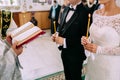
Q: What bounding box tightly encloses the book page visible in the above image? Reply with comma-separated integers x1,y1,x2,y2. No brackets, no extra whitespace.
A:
12,27,42,45
11,22,34,38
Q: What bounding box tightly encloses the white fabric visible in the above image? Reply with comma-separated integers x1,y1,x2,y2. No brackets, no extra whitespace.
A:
0,18,22,79
66,10,74,22
85,12,120,80
19,34,63,80
63,38,67,48
0,39,22,80
6,18,18,35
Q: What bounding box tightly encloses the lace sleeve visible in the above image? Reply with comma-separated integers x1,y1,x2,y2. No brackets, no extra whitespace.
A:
96,46,120,55
90,12,120,55
97,21,120,55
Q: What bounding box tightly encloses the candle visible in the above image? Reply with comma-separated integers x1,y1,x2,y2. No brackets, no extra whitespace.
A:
86,13,91,38
53,21,56,33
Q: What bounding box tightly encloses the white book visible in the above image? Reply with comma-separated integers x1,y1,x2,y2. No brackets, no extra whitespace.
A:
10,22,45,47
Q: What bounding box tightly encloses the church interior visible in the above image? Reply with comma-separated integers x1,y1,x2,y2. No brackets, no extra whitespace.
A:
0,0,120,80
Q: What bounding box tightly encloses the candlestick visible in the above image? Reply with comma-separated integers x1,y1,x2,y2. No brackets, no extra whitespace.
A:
53,21,56,33
86,13,91,38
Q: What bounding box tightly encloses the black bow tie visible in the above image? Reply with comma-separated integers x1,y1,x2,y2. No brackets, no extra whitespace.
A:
69,7,76,11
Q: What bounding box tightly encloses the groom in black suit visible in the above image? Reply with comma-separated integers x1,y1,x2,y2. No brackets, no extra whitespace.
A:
52,0,98,80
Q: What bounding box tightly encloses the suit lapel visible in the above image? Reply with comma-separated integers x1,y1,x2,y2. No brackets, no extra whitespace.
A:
60,3,83,35
61,12,78,35
60,7,69,27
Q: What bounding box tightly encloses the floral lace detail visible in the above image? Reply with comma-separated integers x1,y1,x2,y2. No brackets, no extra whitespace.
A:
92,13,120,34
97,46,120,55
90,12,120,55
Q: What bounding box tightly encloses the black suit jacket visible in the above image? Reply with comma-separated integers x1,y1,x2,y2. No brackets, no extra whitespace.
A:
58,3,93,61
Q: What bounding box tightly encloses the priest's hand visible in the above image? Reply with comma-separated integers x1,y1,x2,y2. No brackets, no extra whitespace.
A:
6,35,12,45
12,41,23,56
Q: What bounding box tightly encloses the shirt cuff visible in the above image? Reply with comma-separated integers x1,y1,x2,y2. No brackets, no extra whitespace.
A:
63,38,67,48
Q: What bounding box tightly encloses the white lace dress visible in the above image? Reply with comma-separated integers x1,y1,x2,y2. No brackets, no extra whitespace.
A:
85,12,120,80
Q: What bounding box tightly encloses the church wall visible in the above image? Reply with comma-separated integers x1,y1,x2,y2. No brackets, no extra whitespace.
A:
0,0,64,29
0,0,64,12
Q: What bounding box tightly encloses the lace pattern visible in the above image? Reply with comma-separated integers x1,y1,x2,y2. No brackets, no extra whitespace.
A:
90,12,120,55
92,13,120,34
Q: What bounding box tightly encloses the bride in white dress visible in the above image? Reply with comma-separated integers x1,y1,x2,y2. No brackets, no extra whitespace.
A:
81,0,120,80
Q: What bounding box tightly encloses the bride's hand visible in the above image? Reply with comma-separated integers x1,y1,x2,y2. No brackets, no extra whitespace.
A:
84,43,97,53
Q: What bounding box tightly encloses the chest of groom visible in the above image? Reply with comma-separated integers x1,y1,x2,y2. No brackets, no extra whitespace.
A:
58,3,89,39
